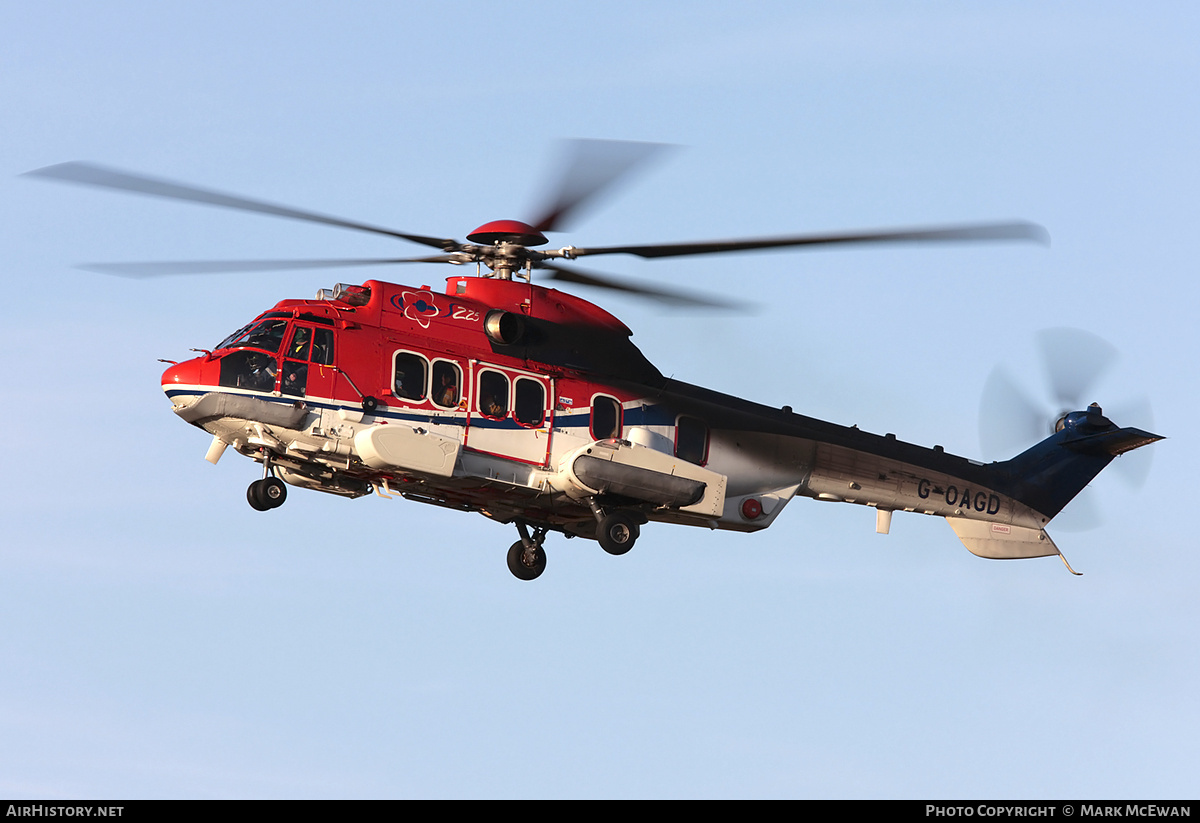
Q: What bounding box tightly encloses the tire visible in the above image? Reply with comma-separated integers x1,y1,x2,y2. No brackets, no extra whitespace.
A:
507,541,547,581
361,396,379,414
260,477,287,508
247,479,269,511
597,512,638,556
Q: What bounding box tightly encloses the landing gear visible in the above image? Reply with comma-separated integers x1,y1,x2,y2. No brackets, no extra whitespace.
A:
247,476,287,510
585,498,640,556
507,520,549,581
507,541,547,581
248,451,287,511
597,512,639,555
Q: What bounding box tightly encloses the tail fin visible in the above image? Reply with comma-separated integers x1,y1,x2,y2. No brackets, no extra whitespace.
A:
991,405,1161,520
949,405,1161,564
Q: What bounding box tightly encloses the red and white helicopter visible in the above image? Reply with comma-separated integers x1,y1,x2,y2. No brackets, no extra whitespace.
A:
28,142,1161,580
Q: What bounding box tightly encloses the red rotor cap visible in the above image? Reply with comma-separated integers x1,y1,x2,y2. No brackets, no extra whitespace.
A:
467,220,548,247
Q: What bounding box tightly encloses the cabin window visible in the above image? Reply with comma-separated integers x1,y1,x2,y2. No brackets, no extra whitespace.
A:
393,352,428,401
591,395,622,440
478,370,509,419
514,378,545,428
431,360,462,409
675,415,709,465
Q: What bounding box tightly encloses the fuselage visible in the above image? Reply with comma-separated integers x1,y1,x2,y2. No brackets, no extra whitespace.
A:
160,276,1056,543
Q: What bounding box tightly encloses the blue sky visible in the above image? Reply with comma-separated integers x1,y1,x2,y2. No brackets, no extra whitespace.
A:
2,1,1196,799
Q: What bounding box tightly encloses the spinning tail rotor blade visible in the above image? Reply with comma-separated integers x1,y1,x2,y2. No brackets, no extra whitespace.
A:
1104,396,1156,489
979,366,1047,459
979,329,1157,531
24,162,457,251
1036,327,1118,411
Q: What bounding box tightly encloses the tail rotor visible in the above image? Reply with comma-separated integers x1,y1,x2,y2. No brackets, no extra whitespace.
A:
979,328,1156,529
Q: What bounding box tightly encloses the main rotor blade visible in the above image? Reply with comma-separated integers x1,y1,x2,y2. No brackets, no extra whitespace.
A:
81,256,457,277
1035,327,1118,411
570,221,1049,259
529,139,673,233
539,262,734,309
25,162,457,251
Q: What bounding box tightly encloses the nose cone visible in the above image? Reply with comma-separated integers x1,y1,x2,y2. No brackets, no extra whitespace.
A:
161,357,206,399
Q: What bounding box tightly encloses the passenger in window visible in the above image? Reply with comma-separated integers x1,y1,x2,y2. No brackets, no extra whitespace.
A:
394,368,422,400
436,370,459,407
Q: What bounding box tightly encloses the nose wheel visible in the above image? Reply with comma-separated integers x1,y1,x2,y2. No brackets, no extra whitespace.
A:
247,453,287,511
507,520,548,581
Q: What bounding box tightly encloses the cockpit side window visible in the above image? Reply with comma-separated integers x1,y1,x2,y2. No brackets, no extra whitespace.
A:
219,350,277,391
311,328,334,366
288,326,312,361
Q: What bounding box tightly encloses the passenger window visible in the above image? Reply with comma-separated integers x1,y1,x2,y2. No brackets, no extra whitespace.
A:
591,395,622,440
478,370,509,418
514,378,545,427
675,415,708,465
432,361,462,408
393,352,428,401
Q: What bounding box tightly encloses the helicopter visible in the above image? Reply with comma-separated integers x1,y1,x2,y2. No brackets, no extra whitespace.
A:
27,142,1162,580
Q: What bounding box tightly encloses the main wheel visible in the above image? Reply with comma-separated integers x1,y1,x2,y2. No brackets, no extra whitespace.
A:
597,512,639,555
259,476,287,508
507,541,547,581
247,477,287,511
247,479,270,511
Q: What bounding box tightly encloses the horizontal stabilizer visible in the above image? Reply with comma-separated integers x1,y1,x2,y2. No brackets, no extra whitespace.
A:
946,516,1059,560
1066,426,1163,457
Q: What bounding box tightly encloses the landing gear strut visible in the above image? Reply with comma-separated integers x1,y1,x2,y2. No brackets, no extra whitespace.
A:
247,452,287,511
507,520,548,581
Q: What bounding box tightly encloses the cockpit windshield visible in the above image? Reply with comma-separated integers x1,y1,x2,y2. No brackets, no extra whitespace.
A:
216,319,288,353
